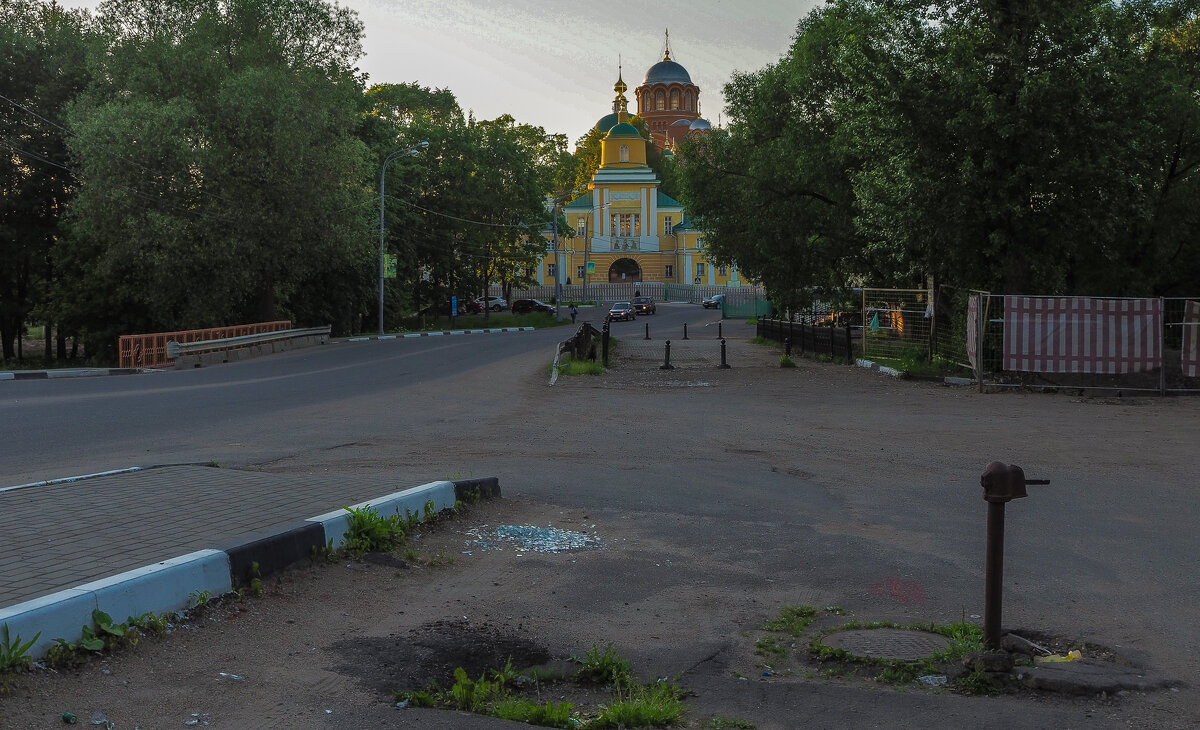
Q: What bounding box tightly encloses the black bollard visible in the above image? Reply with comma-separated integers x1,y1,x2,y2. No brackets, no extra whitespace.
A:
785,337,792,357
718,338,731,369
602,321,610,368
645,322,651,340
718,321,723,339
683,322,689,340
660,340,675,370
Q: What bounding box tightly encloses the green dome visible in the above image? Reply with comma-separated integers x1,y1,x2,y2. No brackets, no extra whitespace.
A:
606,122,640,138
595,112,620,133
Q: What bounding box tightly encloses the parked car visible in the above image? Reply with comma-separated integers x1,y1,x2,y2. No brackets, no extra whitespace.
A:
608,301,636,321
512,298,555,315
632,296,656,315
474,296,508,311
701,293,725,309
419,298,479,316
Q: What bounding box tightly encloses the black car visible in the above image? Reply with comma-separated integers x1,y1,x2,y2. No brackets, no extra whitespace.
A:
701,293,725,309
512,298,555,315
632,296,656,315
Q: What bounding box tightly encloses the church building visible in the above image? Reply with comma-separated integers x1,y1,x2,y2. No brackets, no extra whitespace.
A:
538,33,739,290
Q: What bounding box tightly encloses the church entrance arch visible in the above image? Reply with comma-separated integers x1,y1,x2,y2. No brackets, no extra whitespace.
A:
608,258,641,283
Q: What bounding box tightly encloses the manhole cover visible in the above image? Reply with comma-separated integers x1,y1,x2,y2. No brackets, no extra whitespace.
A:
821,629,950,661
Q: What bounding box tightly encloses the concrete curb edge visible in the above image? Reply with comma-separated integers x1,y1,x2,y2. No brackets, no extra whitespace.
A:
0,477,500,658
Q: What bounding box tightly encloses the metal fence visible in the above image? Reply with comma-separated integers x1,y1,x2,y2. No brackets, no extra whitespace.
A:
968,294,1200,394
492,283,766,306
860,288,933,361
118,321,292,368
756,318,855,362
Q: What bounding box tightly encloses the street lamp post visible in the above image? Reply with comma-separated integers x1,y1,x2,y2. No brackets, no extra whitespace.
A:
378,141,428,336
552,205,563,322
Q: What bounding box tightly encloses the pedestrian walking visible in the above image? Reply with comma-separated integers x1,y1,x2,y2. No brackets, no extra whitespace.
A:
570,305,578,324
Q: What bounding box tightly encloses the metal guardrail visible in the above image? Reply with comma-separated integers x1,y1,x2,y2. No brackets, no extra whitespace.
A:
166,326,331,359
119,321,292,368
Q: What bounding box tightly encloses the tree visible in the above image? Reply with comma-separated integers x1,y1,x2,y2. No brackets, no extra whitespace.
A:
61,0,373,359
0,1,91,362
677,0,1200,302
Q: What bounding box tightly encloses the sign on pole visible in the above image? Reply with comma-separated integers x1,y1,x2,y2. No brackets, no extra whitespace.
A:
384,254,398,279
587,261,595,274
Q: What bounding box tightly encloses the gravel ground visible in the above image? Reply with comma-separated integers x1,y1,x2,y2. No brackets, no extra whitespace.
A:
3,333,1198,729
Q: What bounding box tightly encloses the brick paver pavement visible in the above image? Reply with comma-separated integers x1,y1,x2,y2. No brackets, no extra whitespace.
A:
0,466,417,609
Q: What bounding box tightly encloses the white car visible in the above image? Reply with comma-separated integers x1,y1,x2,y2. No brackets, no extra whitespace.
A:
474,296,508,311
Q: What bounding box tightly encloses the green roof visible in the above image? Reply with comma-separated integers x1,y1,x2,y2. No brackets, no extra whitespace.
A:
595,112,619,133
606,122,640,138
657,191,682,207
563,192,593,209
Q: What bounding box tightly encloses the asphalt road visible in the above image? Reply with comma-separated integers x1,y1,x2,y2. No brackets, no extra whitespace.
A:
0,304,714,487
3,304,1197,729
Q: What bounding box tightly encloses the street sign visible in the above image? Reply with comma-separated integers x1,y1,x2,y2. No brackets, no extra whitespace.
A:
587,262,595,274
451,295,458,317
384,254,398,279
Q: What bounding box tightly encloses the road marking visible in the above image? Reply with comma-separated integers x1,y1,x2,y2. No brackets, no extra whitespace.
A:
0,466,145,495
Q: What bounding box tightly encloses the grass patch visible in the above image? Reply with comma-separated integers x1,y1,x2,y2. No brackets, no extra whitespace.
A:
395,647,686,728
866,346,971,378
779,355,797,368
808,618,988,690
574,643,634,689
589,682,684,728
762,605,817,636
558,358,605,376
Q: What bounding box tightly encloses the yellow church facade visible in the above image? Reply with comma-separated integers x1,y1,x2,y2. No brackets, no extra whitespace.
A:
535,45,742,293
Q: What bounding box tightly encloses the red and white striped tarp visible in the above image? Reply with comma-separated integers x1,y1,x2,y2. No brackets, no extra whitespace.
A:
1183,301,1200,378
1003,296,1161,374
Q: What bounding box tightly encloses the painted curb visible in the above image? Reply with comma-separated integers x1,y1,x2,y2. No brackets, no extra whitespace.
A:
0,477,500,659
0,368,146,382
345,327,533,343
0,550,230,658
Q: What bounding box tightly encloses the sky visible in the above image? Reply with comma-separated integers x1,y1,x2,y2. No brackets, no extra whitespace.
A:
58,0,821,146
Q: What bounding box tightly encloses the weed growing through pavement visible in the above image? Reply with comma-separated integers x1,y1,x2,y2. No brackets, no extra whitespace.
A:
396,647,684,729
343,504,407,553
0,625,38,674
779,355,797,368
762,605,816,636
573,643,634,689
245,561,264,598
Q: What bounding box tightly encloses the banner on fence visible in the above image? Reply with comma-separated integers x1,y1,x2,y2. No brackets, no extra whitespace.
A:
1183,300,1200,378
1002,296,1161,374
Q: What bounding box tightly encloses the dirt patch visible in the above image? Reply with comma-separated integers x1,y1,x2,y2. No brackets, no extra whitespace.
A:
333,618,551,695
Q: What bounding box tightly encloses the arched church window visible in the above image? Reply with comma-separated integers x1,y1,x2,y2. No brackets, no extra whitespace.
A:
684,91,692,110
671,90,680,110
656,90,665,110
619,144,629,162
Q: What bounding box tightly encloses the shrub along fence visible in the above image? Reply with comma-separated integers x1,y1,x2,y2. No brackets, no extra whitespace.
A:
757,318,854,362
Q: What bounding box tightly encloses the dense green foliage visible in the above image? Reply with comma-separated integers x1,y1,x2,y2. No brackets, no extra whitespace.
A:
1,0,566,364
677,0,1200,308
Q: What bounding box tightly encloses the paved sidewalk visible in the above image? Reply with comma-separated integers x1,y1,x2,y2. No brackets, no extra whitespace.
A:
0,465,418,609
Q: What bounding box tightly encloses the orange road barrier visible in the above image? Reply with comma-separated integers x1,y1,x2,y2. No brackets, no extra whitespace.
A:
118,321,292,368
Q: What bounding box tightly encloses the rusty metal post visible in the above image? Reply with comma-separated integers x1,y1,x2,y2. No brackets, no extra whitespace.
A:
683,322,689,340
660,340,675,370
983,499,1006,650
979,462,1049,650
719,338,731,369
645,322,650,340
